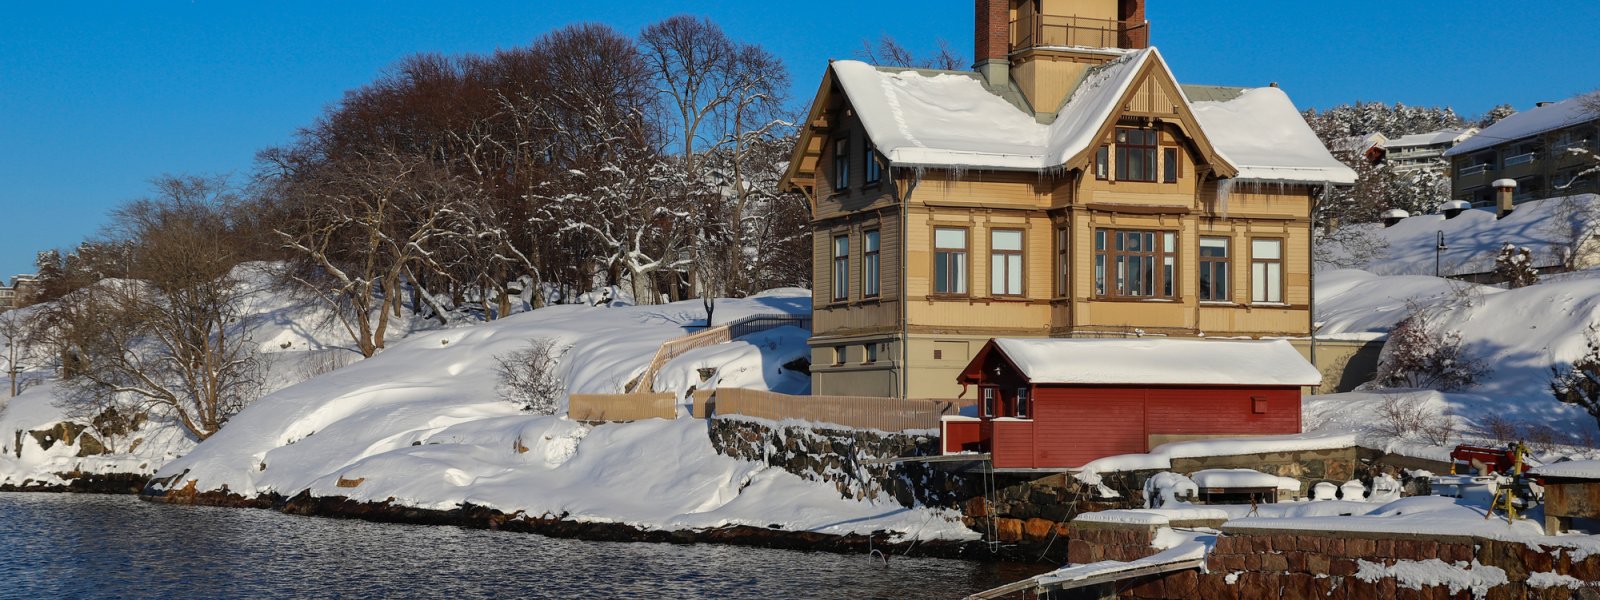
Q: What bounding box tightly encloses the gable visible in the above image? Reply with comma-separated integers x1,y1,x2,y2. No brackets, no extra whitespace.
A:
779,68,840,212
1062,56,1238,179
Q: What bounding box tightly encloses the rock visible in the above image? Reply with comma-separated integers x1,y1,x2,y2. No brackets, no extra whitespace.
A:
995,518,1023,543
1022,518,1055,542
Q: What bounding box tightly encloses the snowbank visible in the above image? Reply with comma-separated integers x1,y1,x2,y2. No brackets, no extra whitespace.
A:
149,291,973,540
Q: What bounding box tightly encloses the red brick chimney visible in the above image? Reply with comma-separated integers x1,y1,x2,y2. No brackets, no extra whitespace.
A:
1119,0,1149,48
974,0,1010,88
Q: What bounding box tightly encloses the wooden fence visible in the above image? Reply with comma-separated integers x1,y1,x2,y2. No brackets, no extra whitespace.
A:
710,388,966,433
626,313,811,393
568,393,678,422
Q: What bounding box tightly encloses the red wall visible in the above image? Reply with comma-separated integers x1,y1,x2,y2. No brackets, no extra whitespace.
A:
1024,386,1302,468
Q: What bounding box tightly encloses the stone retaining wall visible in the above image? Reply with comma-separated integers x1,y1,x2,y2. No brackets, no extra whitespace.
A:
1046,519,1600,599
706,416,963,509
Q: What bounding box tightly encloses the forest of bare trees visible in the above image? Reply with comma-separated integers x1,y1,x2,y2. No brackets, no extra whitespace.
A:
8,17,813,438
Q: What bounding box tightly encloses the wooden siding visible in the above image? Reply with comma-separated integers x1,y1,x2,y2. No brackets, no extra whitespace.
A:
1034,389,1146,467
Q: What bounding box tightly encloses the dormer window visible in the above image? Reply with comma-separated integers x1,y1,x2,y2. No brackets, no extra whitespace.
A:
1115,128,1158,182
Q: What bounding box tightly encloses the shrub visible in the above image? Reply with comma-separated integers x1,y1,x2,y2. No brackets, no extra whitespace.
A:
1374,301,1489,392
1371,393,1457,445
495,338,566,415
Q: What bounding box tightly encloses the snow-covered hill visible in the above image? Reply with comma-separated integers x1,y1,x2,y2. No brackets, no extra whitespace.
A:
1315,268,1600,439
146,290,969,539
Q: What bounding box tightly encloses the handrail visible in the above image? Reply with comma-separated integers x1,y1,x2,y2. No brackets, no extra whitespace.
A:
626,313,811,394
1011,14,1147,51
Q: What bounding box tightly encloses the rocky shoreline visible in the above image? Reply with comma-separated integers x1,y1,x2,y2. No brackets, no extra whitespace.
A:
0,473,149,495
138,482,1028,562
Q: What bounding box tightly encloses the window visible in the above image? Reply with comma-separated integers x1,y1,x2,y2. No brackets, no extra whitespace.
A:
933,227,968,295
832,235,849,301
1056,227,1069,297
862,230,880,298
1095,146,1110,180
833,137,850,190
981,387,996,418
990,230,1024,296
1199,237,1230,302
1094,229,1176,298
1163,147,1180,183
833,346,846,366
1250,239,1284,304
1015,388,1030,419
864,139,881,184
1115,128,1158,182
864,343,878,364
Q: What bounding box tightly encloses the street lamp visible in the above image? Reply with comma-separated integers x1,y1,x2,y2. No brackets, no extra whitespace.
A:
1435,231,1448,278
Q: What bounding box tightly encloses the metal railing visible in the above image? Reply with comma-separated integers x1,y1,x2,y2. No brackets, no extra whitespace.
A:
1504,152,1537,167
1458,163,1493,177
1012,15,1147,51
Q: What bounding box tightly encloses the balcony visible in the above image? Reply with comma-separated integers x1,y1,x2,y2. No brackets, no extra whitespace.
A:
1011,15,1149,52
1504,152,1537,167
1457,163,1493,177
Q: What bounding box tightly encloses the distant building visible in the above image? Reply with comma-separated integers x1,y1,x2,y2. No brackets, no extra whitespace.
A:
0,275,38,312
1383,127,1478,171
1444,96,1599,207
1330,132,1387,166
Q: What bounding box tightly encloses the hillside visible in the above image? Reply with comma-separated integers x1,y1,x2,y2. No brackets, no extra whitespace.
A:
144,289,970,540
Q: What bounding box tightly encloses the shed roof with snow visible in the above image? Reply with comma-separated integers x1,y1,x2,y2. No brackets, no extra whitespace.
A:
814,48,1355,186
959,338,1323,387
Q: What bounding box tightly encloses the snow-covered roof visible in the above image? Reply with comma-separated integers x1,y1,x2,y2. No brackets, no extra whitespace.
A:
1445,95,1599,157
1188,87,1358,185
1385,128,1478,149
986,338,1323,387
1321,194,1600,275
1532,460,1600,480
827,47,1356,185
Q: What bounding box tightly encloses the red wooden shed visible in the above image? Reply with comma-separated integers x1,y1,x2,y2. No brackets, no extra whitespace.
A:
940,338,1322,470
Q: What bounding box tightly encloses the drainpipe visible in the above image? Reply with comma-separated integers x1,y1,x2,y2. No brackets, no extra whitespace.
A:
900,169,920,400
1307,201,1317,396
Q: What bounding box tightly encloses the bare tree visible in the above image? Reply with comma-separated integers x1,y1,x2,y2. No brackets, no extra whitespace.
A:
856,35,965,70
1,309,42,398
45,176,262,440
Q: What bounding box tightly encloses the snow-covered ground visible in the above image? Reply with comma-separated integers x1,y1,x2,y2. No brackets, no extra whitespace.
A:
146,290,972,541
1318,195,1600,277
1315,268,1600,438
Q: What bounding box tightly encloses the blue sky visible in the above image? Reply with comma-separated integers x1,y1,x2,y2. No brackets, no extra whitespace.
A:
3,0,1598,279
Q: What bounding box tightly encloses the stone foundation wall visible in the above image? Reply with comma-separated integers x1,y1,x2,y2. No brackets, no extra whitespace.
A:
1047,521,1600,599
705,417,963,509
1136,528,1600,600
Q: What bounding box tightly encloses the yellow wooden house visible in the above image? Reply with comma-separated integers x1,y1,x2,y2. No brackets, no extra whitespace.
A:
782,0,1357,398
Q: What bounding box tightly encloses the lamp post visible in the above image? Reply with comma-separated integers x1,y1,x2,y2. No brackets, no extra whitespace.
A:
1435,231,1448,278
